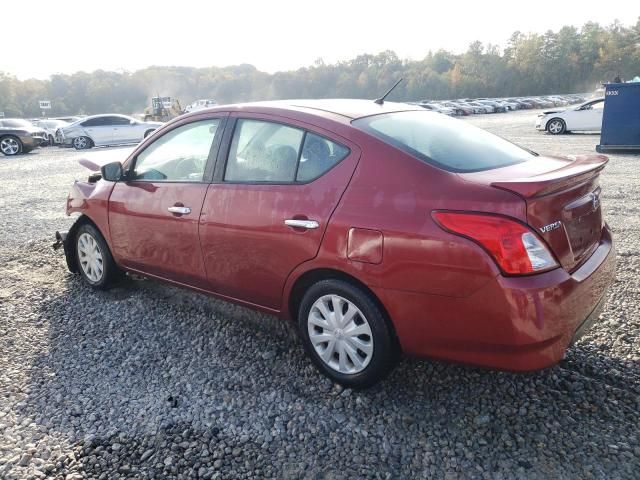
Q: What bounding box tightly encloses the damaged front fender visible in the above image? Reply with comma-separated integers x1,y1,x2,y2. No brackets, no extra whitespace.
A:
52,228,78,273
55,158,119,273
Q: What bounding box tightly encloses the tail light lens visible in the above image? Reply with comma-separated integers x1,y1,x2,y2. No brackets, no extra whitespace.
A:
432,211,559,275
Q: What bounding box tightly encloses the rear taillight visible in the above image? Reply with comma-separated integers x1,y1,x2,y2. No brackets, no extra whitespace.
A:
432,211,558,275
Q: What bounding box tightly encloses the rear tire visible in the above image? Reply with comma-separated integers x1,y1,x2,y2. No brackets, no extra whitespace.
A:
75,223,121,289
547,118,566,135
0,135,23,156
73,136,92,150
144,129,155,139
298,279,396,388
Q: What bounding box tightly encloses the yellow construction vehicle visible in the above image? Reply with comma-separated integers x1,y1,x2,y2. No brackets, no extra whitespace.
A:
143,96,184,122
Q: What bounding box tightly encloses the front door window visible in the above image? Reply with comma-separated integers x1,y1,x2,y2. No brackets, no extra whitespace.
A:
132,119,220,182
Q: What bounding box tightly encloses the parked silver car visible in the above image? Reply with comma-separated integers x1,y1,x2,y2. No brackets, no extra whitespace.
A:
57,114,163,150
33,119,69,145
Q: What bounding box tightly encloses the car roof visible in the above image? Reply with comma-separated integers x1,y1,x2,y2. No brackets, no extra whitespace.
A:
205,99,423,122
80,113,129,120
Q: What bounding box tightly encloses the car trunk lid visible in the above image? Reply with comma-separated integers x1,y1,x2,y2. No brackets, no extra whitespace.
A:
459,154,608,271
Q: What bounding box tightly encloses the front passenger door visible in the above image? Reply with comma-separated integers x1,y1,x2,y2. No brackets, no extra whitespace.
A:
109,116,225,287
82,117,111,145
111,116,136,144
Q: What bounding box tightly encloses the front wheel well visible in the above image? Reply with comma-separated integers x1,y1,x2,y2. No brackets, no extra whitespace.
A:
545,117,566,130
64,214,102,272
288,268,401,352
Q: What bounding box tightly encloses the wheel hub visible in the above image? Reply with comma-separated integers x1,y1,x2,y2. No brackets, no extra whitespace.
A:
77,233,104,282
307,294,374,374
1,138,19,155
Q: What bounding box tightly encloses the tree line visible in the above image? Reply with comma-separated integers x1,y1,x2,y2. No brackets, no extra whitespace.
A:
1,19,638,118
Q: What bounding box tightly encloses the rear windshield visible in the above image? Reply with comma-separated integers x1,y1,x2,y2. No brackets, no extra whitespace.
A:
353,111,534,172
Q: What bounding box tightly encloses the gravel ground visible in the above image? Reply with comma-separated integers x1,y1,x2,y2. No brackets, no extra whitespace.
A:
1,109,638,479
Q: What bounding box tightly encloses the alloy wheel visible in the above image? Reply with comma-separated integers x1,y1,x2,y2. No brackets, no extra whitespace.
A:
0,137,21,155
77,232,104,282
307,294,374,374
548,120,564,134
73,137,88,149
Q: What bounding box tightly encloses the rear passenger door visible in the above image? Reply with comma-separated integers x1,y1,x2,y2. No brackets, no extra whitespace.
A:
198,114,360,310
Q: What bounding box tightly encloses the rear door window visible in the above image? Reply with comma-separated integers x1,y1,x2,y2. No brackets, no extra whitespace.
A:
296,133,349,182
224,120,350,183
225,119,304,182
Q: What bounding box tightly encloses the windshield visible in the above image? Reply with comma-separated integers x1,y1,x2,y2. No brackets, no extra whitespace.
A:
577,99,603,110
1,119,32,128
353,110,534,173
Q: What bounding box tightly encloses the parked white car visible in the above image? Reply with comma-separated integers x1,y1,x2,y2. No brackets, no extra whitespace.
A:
32,119,69,145
184,99,218,113
536,98,604,134
57,114,163,150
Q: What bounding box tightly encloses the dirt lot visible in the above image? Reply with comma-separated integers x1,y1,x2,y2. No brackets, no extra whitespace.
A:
0,109,638,479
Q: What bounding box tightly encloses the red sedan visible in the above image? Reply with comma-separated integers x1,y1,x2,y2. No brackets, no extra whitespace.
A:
54,100,616,388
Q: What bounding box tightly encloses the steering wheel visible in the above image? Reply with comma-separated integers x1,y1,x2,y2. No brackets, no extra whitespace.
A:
175,157,202,180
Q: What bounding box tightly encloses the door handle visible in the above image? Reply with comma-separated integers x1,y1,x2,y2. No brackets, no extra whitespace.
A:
284,219,319,230
168,206,191,215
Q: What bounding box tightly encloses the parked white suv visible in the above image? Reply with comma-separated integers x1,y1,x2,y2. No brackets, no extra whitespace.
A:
57,114,163,149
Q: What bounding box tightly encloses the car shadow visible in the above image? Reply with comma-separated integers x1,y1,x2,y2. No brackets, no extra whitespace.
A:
11,256,640,478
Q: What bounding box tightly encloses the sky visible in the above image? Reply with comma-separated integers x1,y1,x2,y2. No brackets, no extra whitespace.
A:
5,0,639,79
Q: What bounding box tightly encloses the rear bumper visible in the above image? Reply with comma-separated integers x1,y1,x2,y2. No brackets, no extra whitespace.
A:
375,226,616,371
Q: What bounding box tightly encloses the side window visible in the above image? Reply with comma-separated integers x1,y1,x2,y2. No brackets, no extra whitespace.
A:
132,119,219,182
82,117,105,127
110,116,132,126
296,133,350,182
225,119,304,182
592,101,604,110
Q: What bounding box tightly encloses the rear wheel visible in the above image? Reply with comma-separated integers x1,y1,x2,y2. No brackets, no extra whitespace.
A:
144,129,155,138
73,136,92,150
298,279,396,388
75,223,121,289
0,136,23,156
547,118,566,135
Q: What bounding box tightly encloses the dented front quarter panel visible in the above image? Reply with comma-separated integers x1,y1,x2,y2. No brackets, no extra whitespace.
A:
67,179,116,247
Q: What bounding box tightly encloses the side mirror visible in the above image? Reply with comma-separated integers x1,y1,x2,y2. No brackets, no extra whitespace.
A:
130,120,137,125
100,161,123,182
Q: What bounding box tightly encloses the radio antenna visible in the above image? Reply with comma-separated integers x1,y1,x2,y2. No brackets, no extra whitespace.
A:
374,78,403,105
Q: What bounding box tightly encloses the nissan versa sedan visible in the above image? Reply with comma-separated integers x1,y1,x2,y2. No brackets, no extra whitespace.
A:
57,114,163,149
54,99,616,387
